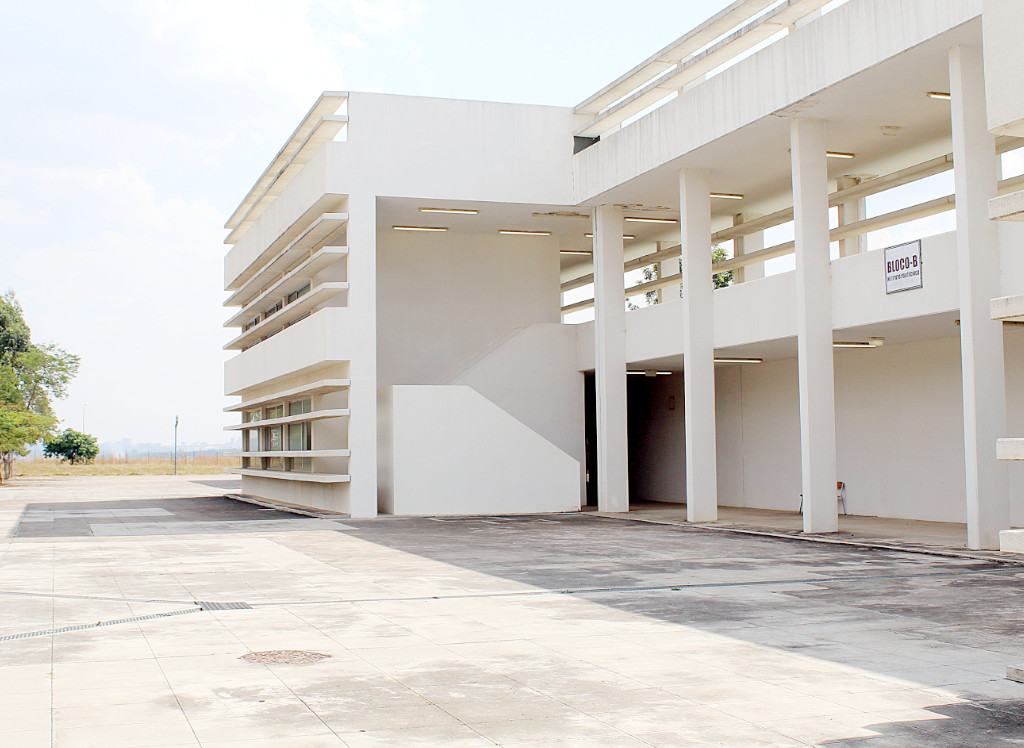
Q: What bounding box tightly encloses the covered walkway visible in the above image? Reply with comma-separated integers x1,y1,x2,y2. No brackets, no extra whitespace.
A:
596,502,1024,562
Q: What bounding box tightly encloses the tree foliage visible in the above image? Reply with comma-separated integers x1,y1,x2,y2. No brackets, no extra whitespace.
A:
0,291,81,482
44,429,99,465
712,245,735,289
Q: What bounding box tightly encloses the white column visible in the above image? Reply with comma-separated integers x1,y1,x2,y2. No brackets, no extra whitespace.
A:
680,169,718,522
950,44,1009,549
346,192,379,518
593,205,630,512
733,213,764,283
836,177,866,257
791,118,838,534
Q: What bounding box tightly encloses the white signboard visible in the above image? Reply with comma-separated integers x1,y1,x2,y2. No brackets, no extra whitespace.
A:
884,240,923,294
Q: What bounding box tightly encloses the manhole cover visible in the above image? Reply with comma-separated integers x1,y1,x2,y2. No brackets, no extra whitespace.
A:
239,650,331,664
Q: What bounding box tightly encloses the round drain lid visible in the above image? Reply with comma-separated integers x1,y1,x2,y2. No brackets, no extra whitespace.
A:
240,650,331,664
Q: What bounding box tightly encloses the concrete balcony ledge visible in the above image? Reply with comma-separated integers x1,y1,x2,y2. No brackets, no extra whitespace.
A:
224,409,350,430
234,449,350,458
999,528,1024,554
996,438,1024,461
991,295,1024,322
226,468,350,483
989,189,1024,221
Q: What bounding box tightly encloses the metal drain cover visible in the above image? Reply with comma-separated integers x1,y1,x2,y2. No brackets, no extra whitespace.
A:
240,650,331,664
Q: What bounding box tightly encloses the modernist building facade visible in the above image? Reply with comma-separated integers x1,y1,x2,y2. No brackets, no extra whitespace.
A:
223,0,1024,550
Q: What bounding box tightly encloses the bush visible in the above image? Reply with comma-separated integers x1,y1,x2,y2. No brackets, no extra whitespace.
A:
43,429,99,465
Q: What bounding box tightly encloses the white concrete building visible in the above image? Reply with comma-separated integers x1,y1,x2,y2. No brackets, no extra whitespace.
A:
223,0,1024,550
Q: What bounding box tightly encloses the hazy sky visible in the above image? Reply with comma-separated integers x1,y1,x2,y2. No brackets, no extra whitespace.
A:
1,0,745,447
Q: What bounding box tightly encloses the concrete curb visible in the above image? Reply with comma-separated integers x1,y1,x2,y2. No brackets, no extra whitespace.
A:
595,512,1024,566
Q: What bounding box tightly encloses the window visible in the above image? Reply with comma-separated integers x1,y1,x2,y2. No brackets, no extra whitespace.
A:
288,422,311,451
291,456,313,472
244,409,261,423
243,315,260,332
265,404,284,420
263,300,283,320
287,283,311,304
288,398,312,416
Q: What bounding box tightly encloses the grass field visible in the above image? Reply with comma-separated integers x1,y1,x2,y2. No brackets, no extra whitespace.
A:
12,455,241,477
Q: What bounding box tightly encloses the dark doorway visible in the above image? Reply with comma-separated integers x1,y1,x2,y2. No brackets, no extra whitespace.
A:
584,373,597,506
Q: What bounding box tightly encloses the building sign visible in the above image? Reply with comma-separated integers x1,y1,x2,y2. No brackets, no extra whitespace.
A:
884,240,923,294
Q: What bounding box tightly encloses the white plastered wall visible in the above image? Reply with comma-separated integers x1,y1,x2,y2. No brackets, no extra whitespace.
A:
983,0,1024,137
378,385,580,516
714,332,1024,524
376,230,561,387
449,323,586,501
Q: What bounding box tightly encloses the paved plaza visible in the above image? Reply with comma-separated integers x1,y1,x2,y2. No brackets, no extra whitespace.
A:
1,476,1023,746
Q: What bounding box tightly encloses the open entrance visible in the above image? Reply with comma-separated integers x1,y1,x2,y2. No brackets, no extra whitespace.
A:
627,371,687,506
584,373,597,507
583,370,687,509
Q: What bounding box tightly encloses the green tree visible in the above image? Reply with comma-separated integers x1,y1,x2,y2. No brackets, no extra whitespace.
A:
0,291,80,482
712,245,735,289
0,290,30,365
44,429,99,465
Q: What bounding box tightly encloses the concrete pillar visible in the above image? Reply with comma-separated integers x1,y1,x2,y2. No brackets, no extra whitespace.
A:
836,177,866,257
593,205,630,512
733,213,765,283
950,44,1009,549
791,118,839,534
346,192,379,518
680,169,718,522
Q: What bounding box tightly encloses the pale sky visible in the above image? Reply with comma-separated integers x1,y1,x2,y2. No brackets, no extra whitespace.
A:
1,0,744,447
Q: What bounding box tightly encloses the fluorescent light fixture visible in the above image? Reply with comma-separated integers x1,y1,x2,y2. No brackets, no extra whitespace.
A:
585,233,636,239
826,151,856,159
833,337,885,348
926,91,952,100
532,211,589,219
627,370,672,376
393,225,448,232
499,229,551,236
625,216,678,224
714,357,763,364
710,193,744,200
560,249,593,255
420,207,478,214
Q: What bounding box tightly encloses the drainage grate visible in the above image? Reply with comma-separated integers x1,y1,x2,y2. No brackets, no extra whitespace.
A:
196,601,252,611
240,650,330,664
0,608,203,641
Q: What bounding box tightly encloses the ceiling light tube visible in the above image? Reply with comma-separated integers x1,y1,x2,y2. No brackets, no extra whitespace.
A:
420,207,478,214
926,91,952,100
499,230,551,236
833,339,885,348
710,193,745,200
627,370,672,375
714,357,764,364
585,233,636,239
560,249,593,255
826,151,856,159
625,217,679,224
393,225,448,232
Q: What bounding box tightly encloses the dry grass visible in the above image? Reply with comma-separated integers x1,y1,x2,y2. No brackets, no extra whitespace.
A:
13,455,241,477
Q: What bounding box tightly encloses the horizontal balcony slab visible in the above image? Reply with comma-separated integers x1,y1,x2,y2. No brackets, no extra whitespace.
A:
226,379,351,412
225,281,349,350
227,468,350,483
225,308,353,396
996,438,1024,461
234,449,350,458
225,409,350,430
225,246,348,318
991,295,1024,322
